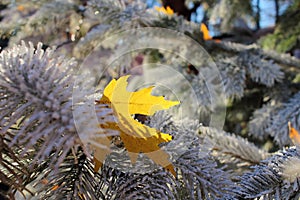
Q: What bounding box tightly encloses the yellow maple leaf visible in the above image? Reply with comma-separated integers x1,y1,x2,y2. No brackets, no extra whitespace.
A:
93,75,179,176
154,6,174,16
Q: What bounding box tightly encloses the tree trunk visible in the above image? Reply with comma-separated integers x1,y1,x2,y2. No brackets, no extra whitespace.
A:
275,0,279,23
256,0,261,30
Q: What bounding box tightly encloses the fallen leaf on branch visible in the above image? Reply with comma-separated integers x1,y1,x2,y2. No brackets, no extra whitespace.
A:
94,75,180,176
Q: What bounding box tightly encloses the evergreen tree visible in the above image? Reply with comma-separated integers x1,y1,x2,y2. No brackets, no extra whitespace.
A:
1,0,300,199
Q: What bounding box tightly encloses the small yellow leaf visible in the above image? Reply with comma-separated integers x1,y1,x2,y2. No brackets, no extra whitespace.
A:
154,6,174,16
94,75,179,176
288,122,300,145
200,23,221,42
201,23,212,40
